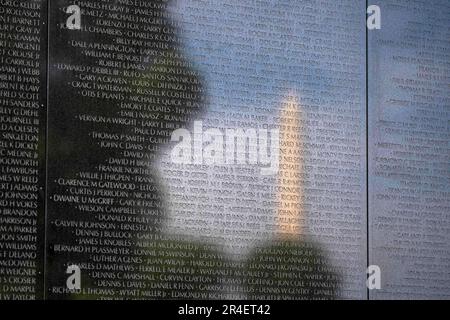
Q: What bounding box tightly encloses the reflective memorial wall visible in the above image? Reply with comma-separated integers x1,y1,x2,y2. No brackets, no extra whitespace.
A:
0,0,47,299
0,0,448,300
368,0,450,299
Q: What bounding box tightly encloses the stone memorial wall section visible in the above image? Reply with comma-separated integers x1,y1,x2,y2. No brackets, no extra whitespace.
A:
162,0,368,299
0,0,47,300
0,0,448,300
368,0,450,300
45,0,367,299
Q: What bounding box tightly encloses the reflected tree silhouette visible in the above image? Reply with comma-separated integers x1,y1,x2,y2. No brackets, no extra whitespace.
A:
47,0,227,299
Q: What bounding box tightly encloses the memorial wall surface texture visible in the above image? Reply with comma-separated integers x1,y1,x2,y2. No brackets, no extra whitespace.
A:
369,0,450,299
0,0,46,300
0,0,449,300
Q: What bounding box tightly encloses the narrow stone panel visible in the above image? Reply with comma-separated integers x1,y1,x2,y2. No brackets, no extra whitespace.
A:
0,0,47,300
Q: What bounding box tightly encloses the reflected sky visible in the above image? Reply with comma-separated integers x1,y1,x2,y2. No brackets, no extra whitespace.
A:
157,0,368,299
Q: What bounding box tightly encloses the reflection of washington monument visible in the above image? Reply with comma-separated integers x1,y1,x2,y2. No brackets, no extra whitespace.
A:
277,93,305,239
241,93,340,299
